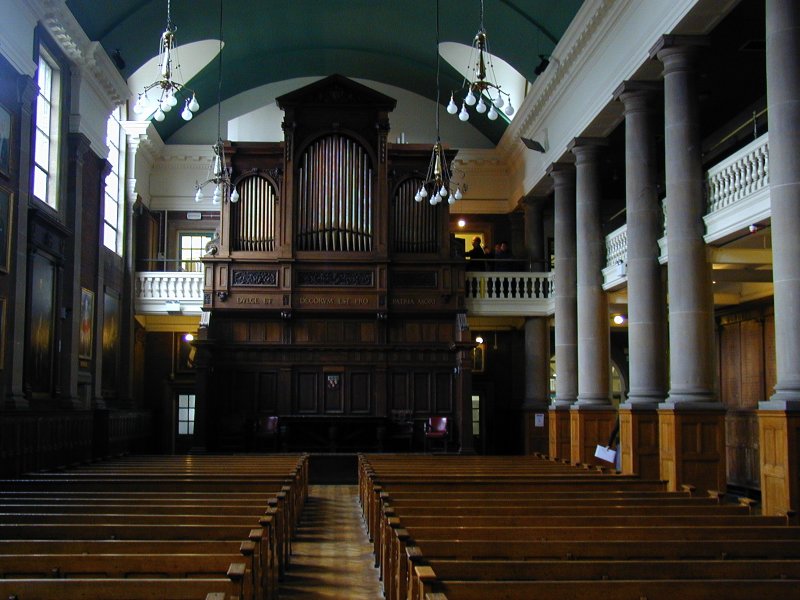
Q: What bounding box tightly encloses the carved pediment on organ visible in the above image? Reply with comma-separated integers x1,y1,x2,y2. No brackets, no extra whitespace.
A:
276,74,397,111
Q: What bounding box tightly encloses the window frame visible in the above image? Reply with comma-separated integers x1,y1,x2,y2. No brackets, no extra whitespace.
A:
103,105,126,254
178,231,214,272
32,44,62,210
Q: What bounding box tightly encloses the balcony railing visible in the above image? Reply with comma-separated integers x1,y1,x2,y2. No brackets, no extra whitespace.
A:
465,271,554,316
603,132,771,285
135,271,204,314
706,133,769,214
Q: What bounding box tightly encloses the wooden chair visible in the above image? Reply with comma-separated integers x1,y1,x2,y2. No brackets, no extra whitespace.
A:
424,417,449,453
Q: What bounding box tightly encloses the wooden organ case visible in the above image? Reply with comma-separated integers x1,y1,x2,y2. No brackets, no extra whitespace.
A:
195,76,474,453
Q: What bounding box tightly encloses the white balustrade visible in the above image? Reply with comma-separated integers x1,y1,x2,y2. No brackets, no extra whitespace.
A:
605,225,628,269
706,133,769,214
464,271,554,316
135,271,204,313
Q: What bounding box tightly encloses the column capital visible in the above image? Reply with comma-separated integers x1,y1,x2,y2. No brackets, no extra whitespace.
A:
612,80,662,106
546,162,575,188
568,137,608,163
649,35,709,72
519,195,548,209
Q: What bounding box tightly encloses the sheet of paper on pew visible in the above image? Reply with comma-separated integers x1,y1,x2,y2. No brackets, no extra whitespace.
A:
595,445,617,463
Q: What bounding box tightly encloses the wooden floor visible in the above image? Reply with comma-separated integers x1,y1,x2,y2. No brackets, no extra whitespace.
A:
280,485,383,599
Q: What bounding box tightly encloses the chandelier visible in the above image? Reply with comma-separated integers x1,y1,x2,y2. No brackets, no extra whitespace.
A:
132,0,199,122
446,0,514,122
194,0,238,205
416,0,464,206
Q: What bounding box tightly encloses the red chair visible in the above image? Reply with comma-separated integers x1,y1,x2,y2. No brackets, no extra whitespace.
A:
424,416,449,453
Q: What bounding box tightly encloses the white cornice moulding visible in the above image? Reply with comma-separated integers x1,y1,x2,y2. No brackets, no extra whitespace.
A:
35,0,128,106
500,0,706,202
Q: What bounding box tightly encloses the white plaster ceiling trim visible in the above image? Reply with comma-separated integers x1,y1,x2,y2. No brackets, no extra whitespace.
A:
34,0,128,106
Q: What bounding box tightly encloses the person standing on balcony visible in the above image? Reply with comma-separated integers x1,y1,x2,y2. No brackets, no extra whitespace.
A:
495,241,512,270
465,236,485,270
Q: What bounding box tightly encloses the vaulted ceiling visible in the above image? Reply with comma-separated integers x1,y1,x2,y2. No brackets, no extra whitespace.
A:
66,0,584,143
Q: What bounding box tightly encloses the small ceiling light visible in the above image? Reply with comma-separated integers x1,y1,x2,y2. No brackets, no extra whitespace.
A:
475,336,484,344
457,219,466,228
612,315,625,325
183,333,195,342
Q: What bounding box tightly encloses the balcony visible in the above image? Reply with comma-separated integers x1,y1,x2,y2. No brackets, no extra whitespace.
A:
603,132,770,288
465,270,554,317
135,271,204,315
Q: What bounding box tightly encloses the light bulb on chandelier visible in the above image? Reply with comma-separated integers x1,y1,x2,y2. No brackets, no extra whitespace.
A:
135,0,199,123
449,0,513,123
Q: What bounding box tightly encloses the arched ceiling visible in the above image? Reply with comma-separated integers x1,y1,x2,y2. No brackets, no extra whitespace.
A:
66,0,583,144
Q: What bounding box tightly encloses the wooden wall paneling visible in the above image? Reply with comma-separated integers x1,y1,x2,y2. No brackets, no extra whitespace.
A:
323,369,344,414
391,371,409,412
413,371,431,414
296,370,319,413
740,318,764,408
434,370,453,414
326,320,344,343
349,370,372,414
257,371,278,413
719,321,741,408
764,312,776,399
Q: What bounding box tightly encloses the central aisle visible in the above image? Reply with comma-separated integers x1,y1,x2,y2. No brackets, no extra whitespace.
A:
279,484,383,599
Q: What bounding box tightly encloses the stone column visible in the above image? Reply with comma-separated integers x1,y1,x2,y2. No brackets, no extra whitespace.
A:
523,317,550,454
568,138,616,465
521,196,551,453
651,35,725,493
614,81,665,478
521,197,547,271
547,163,577,460
758,0,800,515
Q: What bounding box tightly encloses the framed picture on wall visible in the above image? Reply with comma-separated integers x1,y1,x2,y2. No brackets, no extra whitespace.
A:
79,288,94,359
0,104,11,179
0,187,11,273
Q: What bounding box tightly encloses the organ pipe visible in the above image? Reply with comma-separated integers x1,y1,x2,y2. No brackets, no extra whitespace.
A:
296,134,373,252
230,175,277,252
392,177,439,253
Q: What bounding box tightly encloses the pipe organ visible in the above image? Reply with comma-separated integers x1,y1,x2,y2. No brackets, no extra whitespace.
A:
196,75,472,454
230,174,278,252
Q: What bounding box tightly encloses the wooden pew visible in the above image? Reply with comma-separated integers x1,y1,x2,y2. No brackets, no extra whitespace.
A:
0,576,242,600
0,454,309,600
419,579,800,600
0,554,252,599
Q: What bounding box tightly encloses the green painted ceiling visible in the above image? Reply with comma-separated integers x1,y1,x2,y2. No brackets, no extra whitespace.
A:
66,0,584,143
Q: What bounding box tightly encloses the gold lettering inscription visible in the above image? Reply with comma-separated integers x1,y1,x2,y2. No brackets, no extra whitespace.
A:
391,297,436,306
299,296,370,305
236,296,273,304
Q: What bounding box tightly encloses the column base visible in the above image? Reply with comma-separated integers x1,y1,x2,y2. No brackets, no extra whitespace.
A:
757,408,800,516
522,403,549,455
618,403,660,478
658,406,726,493
569,406,616,466
548,405,572,460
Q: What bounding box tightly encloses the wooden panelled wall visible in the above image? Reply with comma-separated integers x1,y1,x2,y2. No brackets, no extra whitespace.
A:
718,304,776,490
